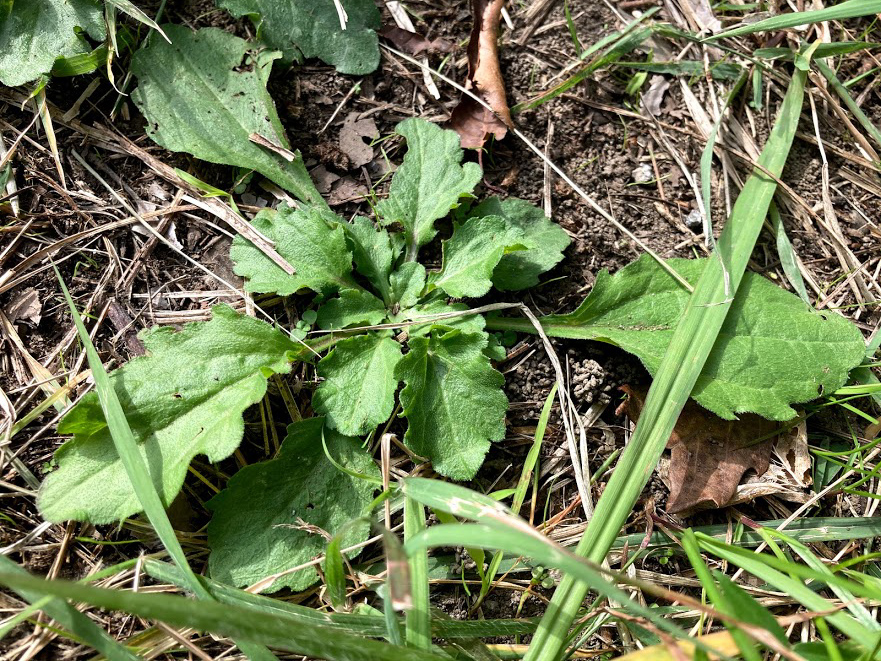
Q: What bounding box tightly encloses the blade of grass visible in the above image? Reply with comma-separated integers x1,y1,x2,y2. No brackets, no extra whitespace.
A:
0,571,446,661
770,201,811,304
815,59,881,159
523,56,811,661
53,267,277,661
405,498,431,650
710,0,881,40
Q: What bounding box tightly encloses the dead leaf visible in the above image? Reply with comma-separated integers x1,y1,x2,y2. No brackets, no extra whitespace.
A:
378,25,454,57
641,75,670,116
622,385,786,514
448,0,513,150
338,112,378,169
5,287,41,326
327,177,368,206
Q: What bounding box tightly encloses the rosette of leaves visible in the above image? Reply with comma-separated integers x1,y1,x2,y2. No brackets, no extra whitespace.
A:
231,118,571,479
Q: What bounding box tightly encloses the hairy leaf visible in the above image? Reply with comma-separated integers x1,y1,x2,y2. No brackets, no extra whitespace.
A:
231,205,356,296
427,215,523,298
0,0,105,87
395,331,507,479
39,306,300,524
317,289,387,330
403,301,487,338
131,25,322,205
217,0,380,74
470,197,571,291
389,263,426,309
376,119,482,259
207,418,379,592
343,217,400,304
314,334,402,435
489,256,866,421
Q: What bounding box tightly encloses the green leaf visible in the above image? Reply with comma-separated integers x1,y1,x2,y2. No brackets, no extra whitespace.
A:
0,0,105,87
317,290,388,330
130,25,322,206
376,119,482,260
313,335,402,436
231,205,356,296
217,0,380,74
470,197,571,291
207,418,379,592
38,305,300,524
711,0,881,40
389,263,426,309
403,301,487,338
488,255,865,421
395,331,507,479
427,216,524,298
343,217,401,304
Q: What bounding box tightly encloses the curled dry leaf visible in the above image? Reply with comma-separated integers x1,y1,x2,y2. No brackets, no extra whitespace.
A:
378,25,454,57
449,0,513,150
622,385,793,514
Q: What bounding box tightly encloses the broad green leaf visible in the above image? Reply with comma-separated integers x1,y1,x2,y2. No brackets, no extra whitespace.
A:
389,263,426,309
376,119,482,260
0,0,105,87
217,0,380,74
131,25,322,206
470,197,571,291
403,301,487,338
427,216,524,299
343,216,400,303
317,289,387,330
395,331,507,479
38,306,300,524
207,418,380,592
231,205,356,296
313,334,402,436
487,255,865,421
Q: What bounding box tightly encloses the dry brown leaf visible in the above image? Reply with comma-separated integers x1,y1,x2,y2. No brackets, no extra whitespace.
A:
622,385,789,514
338,112,378,169
378,25,454,57
449,0,513,150
5,287,41,326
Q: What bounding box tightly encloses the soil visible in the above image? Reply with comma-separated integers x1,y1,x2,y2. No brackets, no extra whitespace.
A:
1,0,880,658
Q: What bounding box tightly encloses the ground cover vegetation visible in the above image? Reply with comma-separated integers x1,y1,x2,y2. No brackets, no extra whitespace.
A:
1,0,881,660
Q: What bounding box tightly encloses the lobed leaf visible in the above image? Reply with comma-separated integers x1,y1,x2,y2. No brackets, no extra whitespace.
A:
39,306,300,524
469,197,571,291
376,119,482,259
343,216,401,304
231,205,356,296
314,334,403,436
427,215,524,299
217,0,381,74
131,25,322,205
489,255,866,421
395,331,507,479
389,262,427,309
0,0,105,87
207,417,380,592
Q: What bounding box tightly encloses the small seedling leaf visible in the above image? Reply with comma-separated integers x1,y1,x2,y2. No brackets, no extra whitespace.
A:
207,417,379,592
427,215,524,299
314,334,403,436
376,119,482,259
131,26,322,206
389,263,427,309
217,0,381,74
470,197,571,291
39,306,300,524
395,331,506,479
343,217,401,304
317,290,387,330
231,205,355,296
0,0,105,87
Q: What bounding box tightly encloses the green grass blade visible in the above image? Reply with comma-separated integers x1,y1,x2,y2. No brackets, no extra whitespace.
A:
770,202,811,304
0,571,446,661
54,269,276,661
711,0,881,40
0,556,139,661
405,498,431,650
523,63,809,661
815,59,881,157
